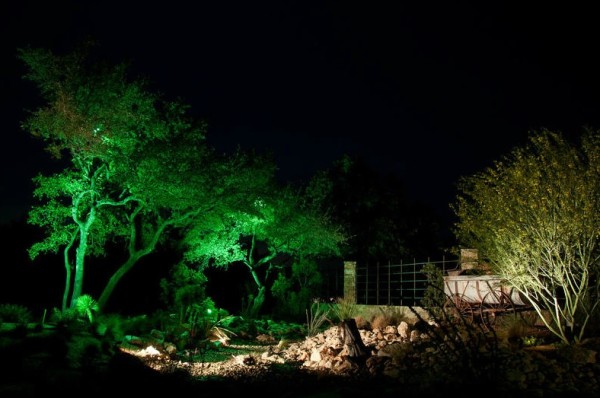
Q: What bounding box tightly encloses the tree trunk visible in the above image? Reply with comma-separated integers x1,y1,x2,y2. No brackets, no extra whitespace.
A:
341,318,370,359
244,263,267,318
71,227,89,308
97,254,141,311
246,286,266,319
62,244,73,312
97,216,166,311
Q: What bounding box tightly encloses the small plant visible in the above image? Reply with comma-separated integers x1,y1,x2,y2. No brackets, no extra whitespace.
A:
95,313,126,341
74,295,99,324
354,315,371,330
174,298,236,349
372,305,408,328
522,335,543,347
370,313,389,329
48,295,99,329
190,317,231,346
50,307,77,324
305,300,330,337
328,296,358,322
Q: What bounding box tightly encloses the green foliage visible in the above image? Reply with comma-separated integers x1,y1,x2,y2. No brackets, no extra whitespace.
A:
271,258,324,320
19,46,279,313
186,302,234,345
20,45,344,320
74,294,99,324
19,45,206,309
163,297,235,350
453,129,600,344
121,314,158,336
421,263,446,318
183,182,347,318
0,304,32,324
521,335,544,347
160,262,208,323
49,307,77,324
47,295,99,329
305,300,331,337
94,313,125,341
239,294,259,320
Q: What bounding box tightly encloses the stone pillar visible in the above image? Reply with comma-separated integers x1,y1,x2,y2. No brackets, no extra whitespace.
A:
460,249,479,271
344,261,357,304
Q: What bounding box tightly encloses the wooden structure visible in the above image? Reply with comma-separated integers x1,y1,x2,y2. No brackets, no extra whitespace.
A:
443,274,530,330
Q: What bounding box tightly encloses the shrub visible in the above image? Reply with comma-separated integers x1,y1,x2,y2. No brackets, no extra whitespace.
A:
328,296,358,323
421,263,446,318
370,313,389,330
74,295,99,324
371,305,408,328
95,313,126,341
305,300,330,337
0,304,32,324
354,315,371,330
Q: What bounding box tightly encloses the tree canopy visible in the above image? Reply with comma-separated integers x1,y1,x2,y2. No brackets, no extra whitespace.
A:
181,183,347,317
18,44,349,318
19,45,276,311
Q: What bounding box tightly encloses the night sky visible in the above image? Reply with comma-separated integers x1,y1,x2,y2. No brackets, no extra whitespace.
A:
2,1,600,228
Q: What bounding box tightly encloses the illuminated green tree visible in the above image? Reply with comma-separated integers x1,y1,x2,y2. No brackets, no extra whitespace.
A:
182,184,347,318
20,46,274,311
453,129,600,344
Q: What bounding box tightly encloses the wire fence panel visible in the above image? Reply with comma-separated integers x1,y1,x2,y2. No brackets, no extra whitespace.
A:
355,257,459,306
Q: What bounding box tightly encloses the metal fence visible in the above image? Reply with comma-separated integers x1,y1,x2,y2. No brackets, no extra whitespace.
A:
356,257,460,306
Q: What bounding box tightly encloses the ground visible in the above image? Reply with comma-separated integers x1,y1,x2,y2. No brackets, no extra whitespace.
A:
1,321,599,398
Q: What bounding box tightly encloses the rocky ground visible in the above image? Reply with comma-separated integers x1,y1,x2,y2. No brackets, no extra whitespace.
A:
114,321,600,397
2,320,600,398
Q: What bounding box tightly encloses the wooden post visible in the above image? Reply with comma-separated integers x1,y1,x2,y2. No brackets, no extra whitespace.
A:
340,318,370,360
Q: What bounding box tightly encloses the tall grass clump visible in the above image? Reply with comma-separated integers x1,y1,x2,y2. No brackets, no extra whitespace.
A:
306,300,330,337
329,296,358,323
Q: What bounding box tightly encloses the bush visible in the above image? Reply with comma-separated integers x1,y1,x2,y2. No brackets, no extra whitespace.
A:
354,315,371,330
421,263,446,318
305,301,330,337
371,305,408,329
328,296,358,323
0,303,32,324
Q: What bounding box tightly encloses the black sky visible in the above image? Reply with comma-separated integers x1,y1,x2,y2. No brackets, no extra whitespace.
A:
2,1,600,227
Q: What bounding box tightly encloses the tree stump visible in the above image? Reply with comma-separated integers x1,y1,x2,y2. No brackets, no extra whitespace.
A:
340,318,370,360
